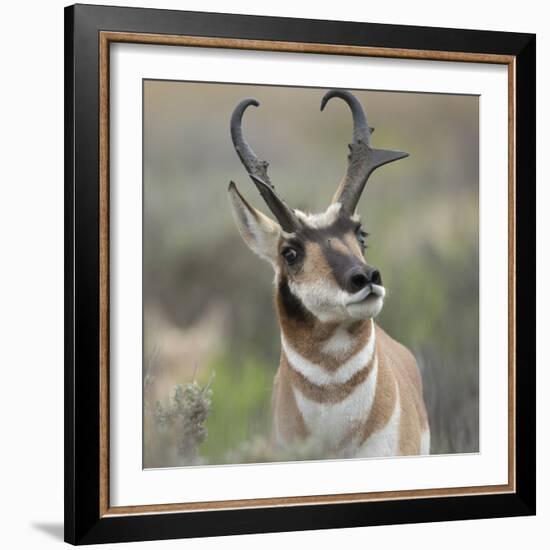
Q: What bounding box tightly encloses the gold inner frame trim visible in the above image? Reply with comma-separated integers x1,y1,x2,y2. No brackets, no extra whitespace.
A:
98,31,517,517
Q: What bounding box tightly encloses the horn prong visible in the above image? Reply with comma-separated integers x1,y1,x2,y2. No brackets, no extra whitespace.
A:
321,89,409,214
230,98,300,232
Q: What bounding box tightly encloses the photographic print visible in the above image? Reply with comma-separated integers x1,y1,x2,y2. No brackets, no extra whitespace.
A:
142,82,479,469
66,7,535,543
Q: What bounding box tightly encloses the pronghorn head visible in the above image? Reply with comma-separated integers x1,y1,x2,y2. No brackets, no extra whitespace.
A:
228,90,408,323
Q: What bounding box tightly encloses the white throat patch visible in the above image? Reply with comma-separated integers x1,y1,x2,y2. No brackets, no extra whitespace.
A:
282,322,376,386
321,326,355,356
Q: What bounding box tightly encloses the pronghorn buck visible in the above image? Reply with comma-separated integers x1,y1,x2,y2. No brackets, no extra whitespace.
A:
228,90,430,458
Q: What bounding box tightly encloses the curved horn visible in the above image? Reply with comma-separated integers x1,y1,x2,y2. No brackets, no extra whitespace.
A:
230,98,300,233
321,90,409,214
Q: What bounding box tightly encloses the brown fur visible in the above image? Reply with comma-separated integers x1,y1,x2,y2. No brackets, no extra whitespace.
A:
271,356,308,445
272,231,429,456
277,303,372,371
229,182,428,456
273,321,429,456
296,241,339,285
283,348,376,403
364,327,428,454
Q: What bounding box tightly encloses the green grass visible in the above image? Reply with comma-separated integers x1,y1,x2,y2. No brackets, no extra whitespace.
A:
199,354,274,463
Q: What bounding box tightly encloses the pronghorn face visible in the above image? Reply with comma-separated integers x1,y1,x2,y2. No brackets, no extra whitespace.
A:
228,90,407,323
278,205,385,322
228,192,386,322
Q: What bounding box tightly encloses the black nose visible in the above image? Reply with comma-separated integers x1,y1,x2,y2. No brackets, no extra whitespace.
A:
345,266,382,293
367,267,382,285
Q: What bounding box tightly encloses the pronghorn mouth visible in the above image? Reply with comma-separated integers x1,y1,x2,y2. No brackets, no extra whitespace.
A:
346,284,386,305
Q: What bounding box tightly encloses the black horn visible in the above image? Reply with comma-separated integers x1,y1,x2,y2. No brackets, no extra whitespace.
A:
321,90,409,214
230,98,300,233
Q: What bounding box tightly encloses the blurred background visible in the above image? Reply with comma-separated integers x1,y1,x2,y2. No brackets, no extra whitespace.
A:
142,81,479,468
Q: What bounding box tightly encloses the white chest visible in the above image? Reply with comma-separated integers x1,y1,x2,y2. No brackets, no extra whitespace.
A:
292,359,378,454
358,389,401,458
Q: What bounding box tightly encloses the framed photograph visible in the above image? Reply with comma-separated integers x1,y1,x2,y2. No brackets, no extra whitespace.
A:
64,4,536,545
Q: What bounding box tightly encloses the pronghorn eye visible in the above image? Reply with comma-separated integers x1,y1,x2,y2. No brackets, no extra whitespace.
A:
282,247,299,265
356,227,368,251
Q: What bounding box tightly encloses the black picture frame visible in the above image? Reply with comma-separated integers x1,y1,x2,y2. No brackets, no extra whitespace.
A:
65,3,536,545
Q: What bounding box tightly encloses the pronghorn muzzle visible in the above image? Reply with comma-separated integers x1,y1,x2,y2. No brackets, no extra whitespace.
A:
345,265,382,294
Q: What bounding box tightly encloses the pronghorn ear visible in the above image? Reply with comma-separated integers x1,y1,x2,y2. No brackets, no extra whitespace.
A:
228,181,281,264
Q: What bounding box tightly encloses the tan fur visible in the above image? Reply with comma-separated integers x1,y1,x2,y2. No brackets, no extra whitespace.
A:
228,186,429,457
327,237,351,256
342,232,365,258
296,241,338,285
368,327,428,454
283,348,376,403
271,356,308,445
360,339,398,438
273,321,429,456
272,233,429,456
277,305,371,371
